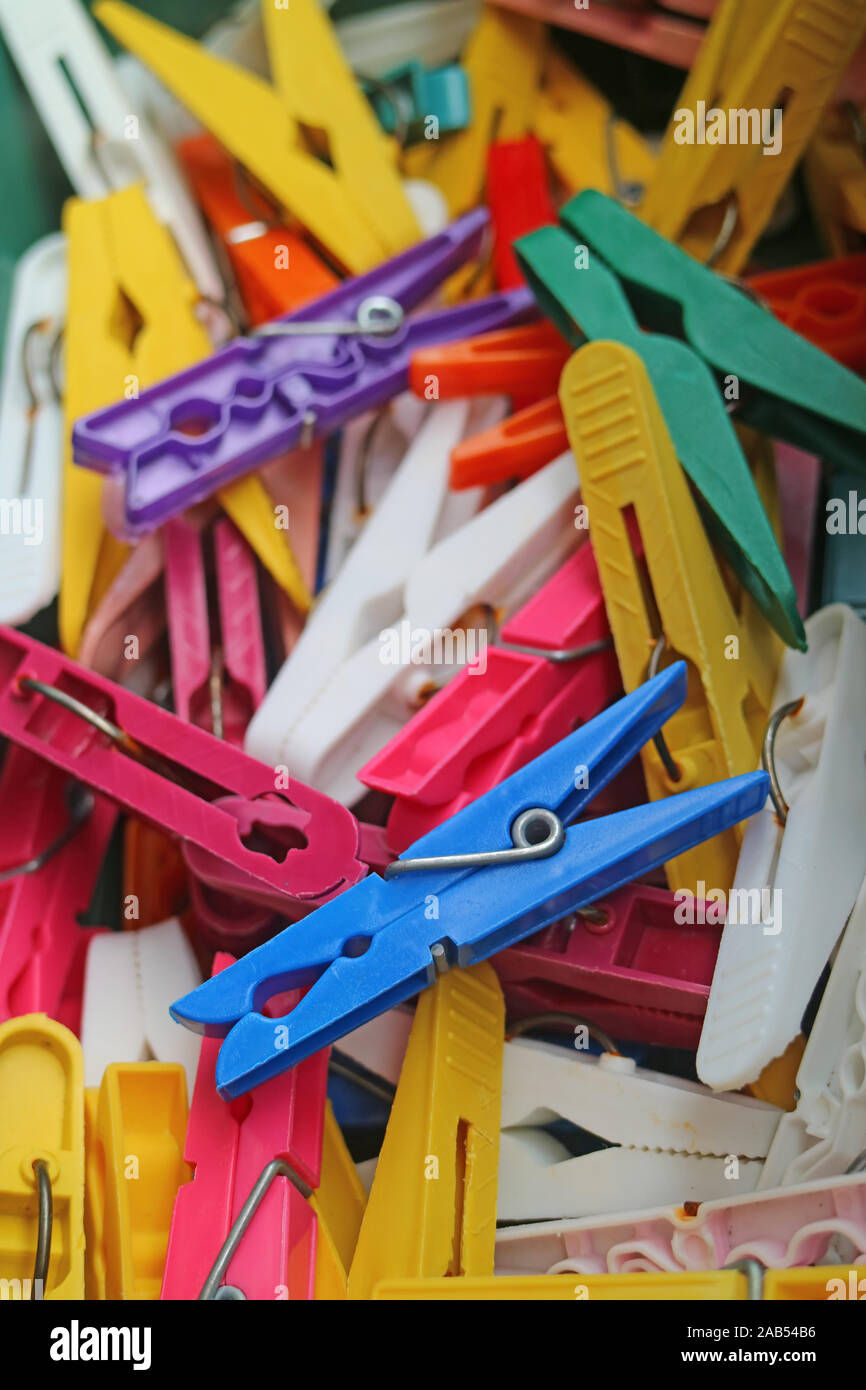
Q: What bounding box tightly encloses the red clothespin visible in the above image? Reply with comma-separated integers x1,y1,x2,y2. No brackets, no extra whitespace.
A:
494,882,725,1049
176,134,338,327
747,254,866,376
359,543,621,853
0,743,116,1030
449,393,567,489
486,136,557,290
162,954,327,1300
408,321,570,403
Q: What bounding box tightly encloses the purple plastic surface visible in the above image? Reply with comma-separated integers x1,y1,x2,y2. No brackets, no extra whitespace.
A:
71,211,537,536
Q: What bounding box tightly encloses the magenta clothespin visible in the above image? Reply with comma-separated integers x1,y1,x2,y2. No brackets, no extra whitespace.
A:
775,442,822,619
360,542,621,852
162,953,327,1301
77,530,165,681
0,742,115,1029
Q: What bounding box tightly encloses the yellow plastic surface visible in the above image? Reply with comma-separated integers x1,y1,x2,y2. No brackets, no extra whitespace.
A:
373,1271,749,1299
84,1063,190,1300
805,104,866,258
311,1101,367,1300
347,964,504,1300
0,1014,85,1300
95,0,419,272
746,1034,806,1110
640,0,866,272
765,1265,866,1300
560,340,779,893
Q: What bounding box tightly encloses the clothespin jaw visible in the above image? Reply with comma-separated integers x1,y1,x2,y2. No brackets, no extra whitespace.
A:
346,963,504,1299
310,1101,367,1300
84,1062,190,1300
0,1013,85,1299
171,664,770,1097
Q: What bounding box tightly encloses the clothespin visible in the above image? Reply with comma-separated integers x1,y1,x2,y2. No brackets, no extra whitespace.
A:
558,339,781,892
449,394,568,490
245,422,579,806
95,0,422,273
363,60,471,144
822,470,866,617
71,211,535,537
765,1265,866,1300
0,625,370,917
310,1102,368,1299
494,1170,866,1275
0,234,65,626
347,963,504,1299
516,194,807,648
0,1013,85,1299
0,743,116,1031
498,1037,779,1222
170,664,770,1097
492,883,723,1050
359,543,620,853
759,874,866,1188
81,919,203,1095
162,954,326,1301
77,531,165,683
561,189,866,481
775,443,822,619
84,1062,190,1299
638,0,866,273
698,604,866,1092
486,137,556,290
408,320,570,403
805,102,866,258
175,134,338,328
0,0,221,301
747,253,866,376
520,0,708,69
334,0,478,76
373,1271,751,1300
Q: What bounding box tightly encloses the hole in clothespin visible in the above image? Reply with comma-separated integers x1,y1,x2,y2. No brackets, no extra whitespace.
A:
341,935,372,959
237,815,308,864
296,121,335,169
109,288,145,355
169,400,222,438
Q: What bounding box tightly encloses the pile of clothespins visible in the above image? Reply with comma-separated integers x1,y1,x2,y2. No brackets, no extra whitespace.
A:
2,0,866,1308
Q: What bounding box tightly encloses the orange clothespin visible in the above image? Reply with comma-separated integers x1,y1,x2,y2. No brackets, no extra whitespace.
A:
748,253,866,376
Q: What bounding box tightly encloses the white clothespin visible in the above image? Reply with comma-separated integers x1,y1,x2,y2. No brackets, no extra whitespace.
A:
498,1039,781,1221
80,918,202,1094
0,234,65,625
248,443,579,804
0,0,221,301
697,604,866,1092
494,1171,866,1276
335,0,479,77
760,874,866,1189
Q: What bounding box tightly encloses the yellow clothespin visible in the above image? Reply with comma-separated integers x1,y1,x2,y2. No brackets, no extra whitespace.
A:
559,340,781,893
805,102,866,258
765,1265,866,1300
534,51,656,204
84,1062,190,1300
373,1271,750,1299
61,182,309,654
95,0,420,274
639,0,866,273
418,6,546,217
346,964,504,1300
311,1101,367,1300
0,1014,84,1300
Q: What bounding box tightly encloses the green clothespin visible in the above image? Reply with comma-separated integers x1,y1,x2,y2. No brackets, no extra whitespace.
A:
515,222,806,651
563,190,866,481
364,60,470,145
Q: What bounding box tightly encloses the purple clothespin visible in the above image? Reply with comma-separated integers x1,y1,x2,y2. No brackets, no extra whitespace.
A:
72,211,536,537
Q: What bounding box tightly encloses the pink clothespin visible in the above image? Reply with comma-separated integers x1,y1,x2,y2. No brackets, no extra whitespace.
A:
0,742,115,1030
493,883,724,1049
359,543,621,853
162,954,327,1301
256,445,324,658
77,531,165,683
774,442,822,619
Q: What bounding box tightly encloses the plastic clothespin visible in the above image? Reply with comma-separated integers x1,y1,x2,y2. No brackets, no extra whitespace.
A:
564,189,866,482
95,0,421,273
84,1062,190,1300
638,0,866,274
171,664,770,1097
492,883,723,1047
0,234,65,626
764,1265,866,1300
359,543,620,853
373,1271,751,1300
81,919,203,1095
759,874,866,1189
77,532,165,683
246,421,579,807
0,625,369,917
559,340,781,892
335,0,479,76
0,1013,85,1299
175,133,338,329
364,60,470,144
0,0,221,302
775,443,822,619
409,321,570,404
747,253,866,376
310,1102,368,1299
0,743,116,1031
486,136,556,290
497,1037,780,1222
71,211,535,538
805,102,866,258
346,963,504,1300
494,1171,866,1276
822,470,866,617
449,394,568,490
516,200,805,649
697,604,866,1092
162,954,326,1301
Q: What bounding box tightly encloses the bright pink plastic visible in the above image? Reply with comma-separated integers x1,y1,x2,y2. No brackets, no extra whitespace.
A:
775,442,821,619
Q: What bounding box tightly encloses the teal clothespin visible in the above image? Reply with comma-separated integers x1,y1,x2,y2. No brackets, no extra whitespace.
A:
515,215,807,652
364,61,470,145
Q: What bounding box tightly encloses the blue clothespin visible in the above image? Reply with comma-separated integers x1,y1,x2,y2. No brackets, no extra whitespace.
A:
171,664,770,1099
